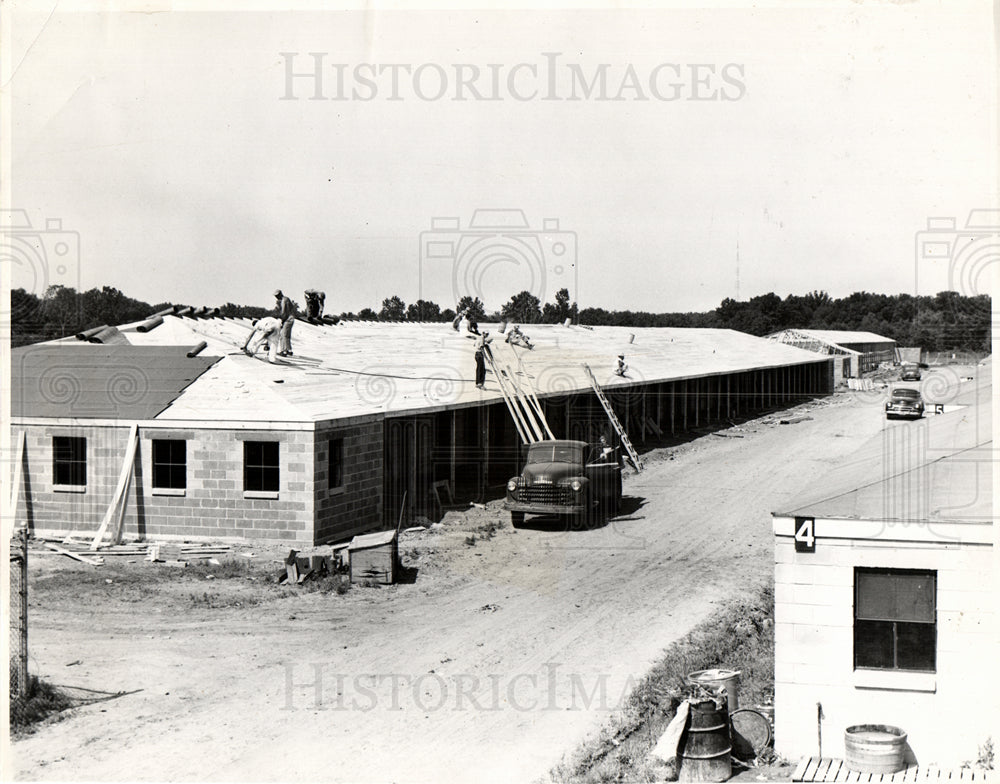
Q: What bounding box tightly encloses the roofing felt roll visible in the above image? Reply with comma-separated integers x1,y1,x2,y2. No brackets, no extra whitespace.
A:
136,316,163,333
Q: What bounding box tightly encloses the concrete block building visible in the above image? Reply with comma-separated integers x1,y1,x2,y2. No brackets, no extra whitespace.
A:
11,311,835,545
771,376,997,767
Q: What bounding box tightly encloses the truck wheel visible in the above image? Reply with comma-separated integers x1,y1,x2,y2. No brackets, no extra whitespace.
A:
511,511,525,527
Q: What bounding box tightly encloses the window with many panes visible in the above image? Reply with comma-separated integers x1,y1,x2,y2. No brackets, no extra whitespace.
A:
854,568,936,672
53,436,87,486
244,441,279,492
329,437,344,491
152,440,187,489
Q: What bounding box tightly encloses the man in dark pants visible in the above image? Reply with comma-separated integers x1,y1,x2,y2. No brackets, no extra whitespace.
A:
274,289,295,356
474,331,492,389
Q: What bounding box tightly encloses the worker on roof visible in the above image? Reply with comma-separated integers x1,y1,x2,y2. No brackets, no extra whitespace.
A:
452,307,468,332
474,331,493,389
242,316,282,363
505,324,534,350
615,354,628,377
274,289,295,357
304,289,325,321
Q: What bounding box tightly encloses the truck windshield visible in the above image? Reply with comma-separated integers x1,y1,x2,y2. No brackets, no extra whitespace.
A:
526,443,583,464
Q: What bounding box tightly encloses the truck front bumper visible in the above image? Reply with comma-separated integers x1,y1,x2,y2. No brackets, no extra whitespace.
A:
504,500,591,515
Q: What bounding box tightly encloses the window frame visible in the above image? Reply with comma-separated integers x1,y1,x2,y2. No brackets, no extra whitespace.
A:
854,567,937,674
243,440,280,496
328,436,345,494
151,439,188,493
52,436,87,490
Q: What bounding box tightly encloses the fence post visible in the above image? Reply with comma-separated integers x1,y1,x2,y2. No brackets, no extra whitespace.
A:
16,527,29,698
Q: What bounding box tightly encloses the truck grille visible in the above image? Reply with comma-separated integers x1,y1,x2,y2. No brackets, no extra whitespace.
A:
519,485,575,505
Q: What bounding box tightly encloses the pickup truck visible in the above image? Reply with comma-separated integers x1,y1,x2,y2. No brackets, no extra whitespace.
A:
504,439,623,527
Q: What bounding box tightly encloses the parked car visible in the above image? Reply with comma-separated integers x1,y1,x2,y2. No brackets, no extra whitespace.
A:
885,387,925,419
504,439,623,526
900,365,922,381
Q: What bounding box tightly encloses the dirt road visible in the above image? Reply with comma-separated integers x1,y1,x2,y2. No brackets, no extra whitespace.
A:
13,389,902,783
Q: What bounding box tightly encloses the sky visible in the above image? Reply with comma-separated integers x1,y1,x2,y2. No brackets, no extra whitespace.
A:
4,1,998,316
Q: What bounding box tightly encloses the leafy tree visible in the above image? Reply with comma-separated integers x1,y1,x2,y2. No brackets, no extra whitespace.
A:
40,285,81,337
542,287,578,323
379,296,406,321
357,307,378,320
456,295,486,322
406,299,442,321
500,290,542,324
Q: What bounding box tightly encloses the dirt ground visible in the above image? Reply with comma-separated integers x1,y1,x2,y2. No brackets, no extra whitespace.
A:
10,370,974,783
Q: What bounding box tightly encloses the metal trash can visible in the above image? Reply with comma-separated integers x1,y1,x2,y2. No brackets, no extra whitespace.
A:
688,668,741,714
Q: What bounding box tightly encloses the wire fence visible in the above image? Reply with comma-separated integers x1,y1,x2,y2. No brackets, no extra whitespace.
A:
9,529,138,733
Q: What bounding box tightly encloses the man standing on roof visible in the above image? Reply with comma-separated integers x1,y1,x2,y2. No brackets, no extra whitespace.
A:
474,331,493,389
274,289,295,357
304,289,319,320
615,354,628,377
242,317,282,363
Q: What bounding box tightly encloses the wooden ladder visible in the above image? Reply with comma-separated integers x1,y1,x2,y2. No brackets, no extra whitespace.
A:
483,345,553,444
583,364,643,471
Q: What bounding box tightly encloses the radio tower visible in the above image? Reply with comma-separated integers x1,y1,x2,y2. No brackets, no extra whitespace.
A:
735,239,741,301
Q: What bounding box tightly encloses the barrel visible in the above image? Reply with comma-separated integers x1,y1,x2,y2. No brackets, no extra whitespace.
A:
678,699,732,782
688,669,741,714
844,724,907,774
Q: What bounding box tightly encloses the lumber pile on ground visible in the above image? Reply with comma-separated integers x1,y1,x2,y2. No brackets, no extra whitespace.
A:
29,536,235,566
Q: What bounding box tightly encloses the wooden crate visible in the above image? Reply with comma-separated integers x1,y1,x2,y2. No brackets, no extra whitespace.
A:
348,530,398,585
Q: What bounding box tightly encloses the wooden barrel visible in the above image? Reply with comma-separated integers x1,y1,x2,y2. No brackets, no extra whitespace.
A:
678,699,732,782
844,724,907,774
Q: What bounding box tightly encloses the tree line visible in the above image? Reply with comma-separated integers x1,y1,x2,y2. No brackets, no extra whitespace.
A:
11,284,991,352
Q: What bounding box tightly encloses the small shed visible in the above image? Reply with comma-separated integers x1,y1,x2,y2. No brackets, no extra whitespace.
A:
348,529,398,584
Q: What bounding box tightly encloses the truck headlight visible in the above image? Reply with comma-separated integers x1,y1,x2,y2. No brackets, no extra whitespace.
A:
507,479,518,492
570,479,582,492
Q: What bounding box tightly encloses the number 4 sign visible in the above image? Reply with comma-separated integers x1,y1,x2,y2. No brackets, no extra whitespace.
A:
794,517,816,552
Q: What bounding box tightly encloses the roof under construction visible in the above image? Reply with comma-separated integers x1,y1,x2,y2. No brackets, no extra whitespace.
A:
19,314,833,423
769,328,896,347
11,344,220,420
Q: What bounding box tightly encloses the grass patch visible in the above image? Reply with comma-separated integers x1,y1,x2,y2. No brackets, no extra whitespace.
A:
551,582,775,783
475,518,505,541
9,674,76,734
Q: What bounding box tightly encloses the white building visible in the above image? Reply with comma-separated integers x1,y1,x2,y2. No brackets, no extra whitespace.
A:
771,376,997,767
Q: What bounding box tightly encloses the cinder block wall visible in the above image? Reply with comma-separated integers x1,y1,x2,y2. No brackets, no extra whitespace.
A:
313,419,383,544
773,530,996,767
12,424,316,544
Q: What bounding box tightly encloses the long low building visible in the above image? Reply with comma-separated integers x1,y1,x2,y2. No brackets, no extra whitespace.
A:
10,312,834,544
766,328,898,381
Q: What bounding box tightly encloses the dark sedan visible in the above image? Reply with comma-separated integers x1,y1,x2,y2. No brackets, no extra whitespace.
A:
885,387,925,419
